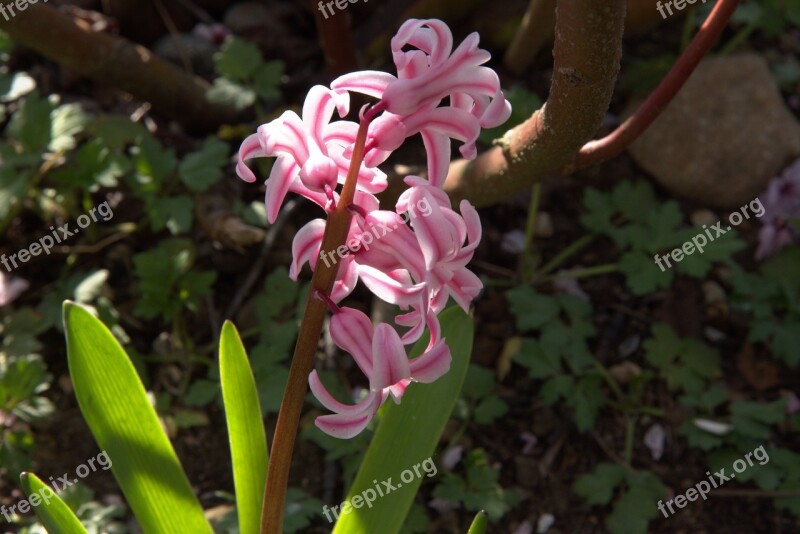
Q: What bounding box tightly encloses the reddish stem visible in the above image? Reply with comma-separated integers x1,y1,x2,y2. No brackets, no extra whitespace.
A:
260,105,376,534
570,0,741,170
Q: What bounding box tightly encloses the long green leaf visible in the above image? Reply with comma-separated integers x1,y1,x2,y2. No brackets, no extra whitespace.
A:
467,510,488,534
219,321,268,534
63,302,212,533
333,307,474,533
19,472,88,534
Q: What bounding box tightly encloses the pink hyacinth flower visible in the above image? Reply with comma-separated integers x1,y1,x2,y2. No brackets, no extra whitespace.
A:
309,307,451,438
331,19,511,186
236,85,387,223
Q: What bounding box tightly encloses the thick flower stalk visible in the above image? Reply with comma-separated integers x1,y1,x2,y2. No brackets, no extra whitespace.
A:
236,18,509,532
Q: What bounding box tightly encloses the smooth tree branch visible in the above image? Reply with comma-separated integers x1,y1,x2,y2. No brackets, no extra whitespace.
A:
443,0,628,207
0,4,240,132
444,0,740,208
570,0,741,170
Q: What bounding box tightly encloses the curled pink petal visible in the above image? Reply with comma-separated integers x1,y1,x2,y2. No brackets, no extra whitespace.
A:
409,338,451,383
331,307,374,376
236,133,264,183
331,70,397,99
289,219,325,280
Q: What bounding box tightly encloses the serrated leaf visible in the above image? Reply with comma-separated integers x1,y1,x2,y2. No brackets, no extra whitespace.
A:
215,38,263,81
179,138,229,192
506,286,559,330
473,396,508,425
620,250,673,294
573,463,627,505
253,61,284,100
149,195,194,234
514,338,559,378
7,91,53,152
572,375,604,432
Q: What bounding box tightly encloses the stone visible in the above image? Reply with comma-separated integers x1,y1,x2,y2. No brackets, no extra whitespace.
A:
628,54,800,209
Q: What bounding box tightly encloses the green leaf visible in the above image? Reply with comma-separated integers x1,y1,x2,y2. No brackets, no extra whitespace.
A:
220,321,268,534
133,133,177,185
206,78,256,110
467,510,488,534
215,38,263,81
571,375,604,432
580,188,616,235
253,61,284,101
63,302,212,533
19,472,88,534
91,115,148,151
149,195,195,234
506,286,559,330
611,181,658,224
49,103,90,152
620,250,672,294
461,363,495,399
179,138,229,192
332,307,474,534
7,91,53,152
515,338,560,378
573,463,627,505
473,396,508,425
606,471,664,534
730,399,786,439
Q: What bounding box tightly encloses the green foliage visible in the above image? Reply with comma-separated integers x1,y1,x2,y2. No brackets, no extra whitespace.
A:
457,364,509,425
574,463,665,534
730,248,800,366
284,488,325,534
581,180,745,294
132,239,217,321
467,510,488,534
179,138,229,192
643,323,720,396
507,286,602,431
730,0,800,37
620,53,676,95
432,449,518,522
220,321,268,534
18,473,87,534
63,302,213,533
208,37,284,109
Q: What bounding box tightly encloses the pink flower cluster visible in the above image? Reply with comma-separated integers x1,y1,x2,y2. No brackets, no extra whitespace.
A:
237,19,510,438
756,158,800,261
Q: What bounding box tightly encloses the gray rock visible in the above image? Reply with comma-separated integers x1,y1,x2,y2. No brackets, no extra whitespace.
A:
629,53,800,209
